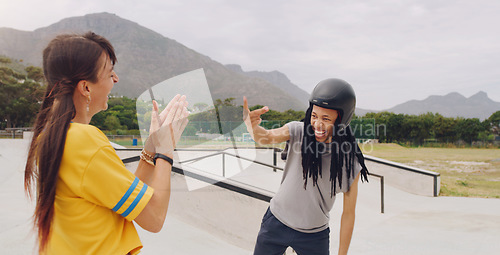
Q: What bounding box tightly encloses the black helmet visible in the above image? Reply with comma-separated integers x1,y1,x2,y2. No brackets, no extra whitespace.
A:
309,78,356,128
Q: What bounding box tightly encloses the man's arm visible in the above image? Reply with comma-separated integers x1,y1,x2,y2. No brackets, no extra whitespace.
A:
338,172,360,255
243,96,290,145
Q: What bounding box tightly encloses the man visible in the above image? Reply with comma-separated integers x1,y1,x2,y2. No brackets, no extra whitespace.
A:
244,78,369,255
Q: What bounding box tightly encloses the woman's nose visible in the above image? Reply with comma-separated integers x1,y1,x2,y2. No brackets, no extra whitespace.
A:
113,71,119,83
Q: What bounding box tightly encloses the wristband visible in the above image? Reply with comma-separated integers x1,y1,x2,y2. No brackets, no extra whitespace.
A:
153,153,173,166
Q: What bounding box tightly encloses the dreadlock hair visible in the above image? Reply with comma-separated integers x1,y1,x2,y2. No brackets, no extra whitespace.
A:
301,103,369,197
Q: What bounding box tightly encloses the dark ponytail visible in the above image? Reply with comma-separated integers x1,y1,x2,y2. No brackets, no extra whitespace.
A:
24,32,116,254
27,82,75,252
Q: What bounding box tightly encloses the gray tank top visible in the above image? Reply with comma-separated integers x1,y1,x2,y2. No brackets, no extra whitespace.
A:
269,121,361,233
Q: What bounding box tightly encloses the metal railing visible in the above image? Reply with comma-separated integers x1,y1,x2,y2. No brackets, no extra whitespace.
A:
369,172,385,213
176,147,284,175
1,128,32,139
364,155,439,197
118,147,385,213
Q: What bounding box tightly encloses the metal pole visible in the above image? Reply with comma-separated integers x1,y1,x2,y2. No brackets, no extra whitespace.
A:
222,153,225,177
273,149,277,172
434,175,438,197
380,176,385,214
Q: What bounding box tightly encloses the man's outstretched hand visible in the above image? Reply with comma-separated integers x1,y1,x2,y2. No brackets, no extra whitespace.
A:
242,96,269,131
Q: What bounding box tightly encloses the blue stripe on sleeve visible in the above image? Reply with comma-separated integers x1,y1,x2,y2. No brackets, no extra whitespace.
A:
121,183,148,218
112,177,139,212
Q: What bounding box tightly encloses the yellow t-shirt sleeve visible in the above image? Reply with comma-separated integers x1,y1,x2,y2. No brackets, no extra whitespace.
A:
81,145,154,221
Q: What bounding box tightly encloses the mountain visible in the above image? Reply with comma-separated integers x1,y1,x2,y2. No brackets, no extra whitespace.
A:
354,108,378,117
225,64,309,108
385,91,500,120
0,12,306,112
225,64,379,115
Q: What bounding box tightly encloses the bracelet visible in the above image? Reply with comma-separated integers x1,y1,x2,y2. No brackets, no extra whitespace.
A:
140,153,155,166
153,153,173,166
142,149,154,160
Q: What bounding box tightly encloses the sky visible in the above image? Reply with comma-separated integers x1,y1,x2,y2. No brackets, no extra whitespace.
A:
1,0,499,110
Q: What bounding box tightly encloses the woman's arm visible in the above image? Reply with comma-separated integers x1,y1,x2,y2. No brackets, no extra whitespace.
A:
243,96,290,145
135,94,183,185
338,172,360,255
134,158,172,233
134,97,188,233
134,156,155,184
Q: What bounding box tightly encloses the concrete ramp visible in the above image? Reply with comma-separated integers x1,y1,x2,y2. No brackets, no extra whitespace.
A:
124,161,267,254
2,140,500,255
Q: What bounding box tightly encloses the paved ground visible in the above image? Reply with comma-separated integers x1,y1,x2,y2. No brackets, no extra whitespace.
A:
1,139,500,254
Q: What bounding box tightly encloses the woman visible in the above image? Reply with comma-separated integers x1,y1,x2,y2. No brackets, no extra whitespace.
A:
243,78,369,255
24,32,189,254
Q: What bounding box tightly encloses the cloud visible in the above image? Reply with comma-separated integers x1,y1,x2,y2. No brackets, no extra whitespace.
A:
1,0,499,109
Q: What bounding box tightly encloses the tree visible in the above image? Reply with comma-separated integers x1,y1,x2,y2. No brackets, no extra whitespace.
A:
183,125,197,136
91,97,139,131
454,118,483,144
193,102,209,112
386,113,405,143
364,111,400,143
26,66,44,82
0,65,45,128
434,114,458,143
0,56,12,63
487,111,500,135
214,97,241,121
104,115,122,131
187,98,305,135
411,112,435,145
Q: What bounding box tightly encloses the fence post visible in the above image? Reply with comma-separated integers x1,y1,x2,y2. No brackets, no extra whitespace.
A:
222,153,226,177
273,149,277,172
380,176,385,214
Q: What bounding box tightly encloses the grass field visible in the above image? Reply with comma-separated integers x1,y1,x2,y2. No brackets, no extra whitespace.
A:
360,143,500,198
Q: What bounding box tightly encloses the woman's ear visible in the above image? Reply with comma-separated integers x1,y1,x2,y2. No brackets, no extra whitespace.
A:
76,80,90,97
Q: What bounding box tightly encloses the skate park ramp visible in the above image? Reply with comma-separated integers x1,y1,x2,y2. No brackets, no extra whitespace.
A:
1,139,500,255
